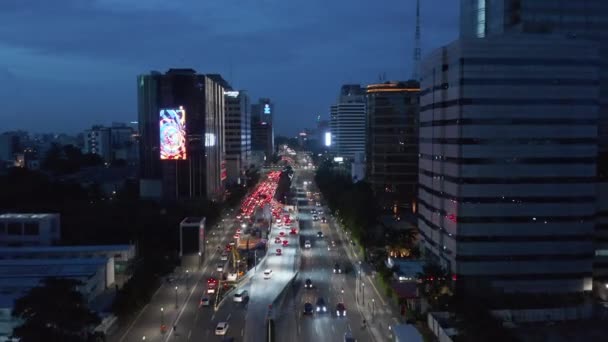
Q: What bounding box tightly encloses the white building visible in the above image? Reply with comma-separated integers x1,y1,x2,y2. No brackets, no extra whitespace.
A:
418,34,599,295
330,84,366,160
224,90,251,184
0,214,60,246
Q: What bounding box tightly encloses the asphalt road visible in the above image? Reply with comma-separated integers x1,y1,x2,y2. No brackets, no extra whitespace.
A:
273,172,375,342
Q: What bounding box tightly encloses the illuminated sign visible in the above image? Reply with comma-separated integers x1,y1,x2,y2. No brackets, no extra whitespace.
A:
334,157,344,162
224,91,240,98
160,108,187,160
263,104,271,115
324,132,331,147
205,133,216,147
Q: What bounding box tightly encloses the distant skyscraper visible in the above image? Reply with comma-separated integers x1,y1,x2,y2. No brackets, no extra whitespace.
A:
419,35,599,298
330,85,366,160
83,126,111,162
224,90,251,184
460,0,608,152
251,98,275,160
137,69,228,200
0,132,20,162
366,81,420,214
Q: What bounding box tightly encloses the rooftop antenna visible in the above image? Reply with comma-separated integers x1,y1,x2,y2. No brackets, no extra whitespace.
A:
412,0,421,80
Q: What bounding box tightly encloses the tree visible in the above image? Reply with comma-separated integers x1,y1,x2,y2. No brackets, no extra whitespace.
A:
12,278,100,342
417,261,453,310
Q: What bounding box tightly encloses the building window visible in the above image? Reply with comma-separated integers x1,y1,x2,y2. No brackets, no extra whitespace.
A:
24,223,40,236
7,223,21,235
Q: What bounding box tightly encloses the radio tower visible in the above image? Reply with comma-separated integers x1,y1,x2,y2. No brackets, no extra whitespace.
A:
412,0,421,80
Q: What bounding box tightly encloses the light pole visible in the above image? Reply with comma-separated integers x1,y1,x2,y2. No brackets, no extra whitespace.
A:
362,283,365,306
254,249,258,272
186,269,189,290
198,252,202,270
160,307,165,331
372,298,375,319
174,286,178,309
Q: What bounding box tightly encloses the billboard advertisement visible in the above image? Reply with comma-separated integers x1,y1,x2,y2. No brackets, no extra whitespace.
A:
160,108,187,160
263,103,271,115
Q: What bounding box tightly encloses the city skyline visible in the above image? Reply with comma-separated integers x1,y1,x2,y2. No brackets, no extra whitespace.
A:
0,0,458,136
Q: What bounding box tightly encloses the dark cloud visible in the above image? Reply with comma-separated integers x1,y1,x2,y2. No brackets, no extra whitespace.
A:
0,0,458,135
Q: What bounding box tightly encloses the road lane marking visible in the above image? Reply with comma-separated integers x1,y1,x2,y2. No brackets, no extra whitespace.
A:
241,329,244,336
188,329,192,340
227,313,232,321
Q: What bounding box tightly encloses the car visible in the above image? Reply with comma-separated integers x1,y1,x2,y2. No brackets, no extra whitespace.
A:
336,303,346,317
305,278,313,288
304,240,311,248
229,241,235,246
200,296,210,307
312,215,319,221
316,202,321,207
303,302,314,315
321,217,326,223
217,265,224,272
215,322,229,336
333,263,342,274
318,210,324,215
317,231,323,238
311,209,317,214
275,237,282,244
316,297,327,313
233,290,248,303
263,269,273,279
331,240,336,247
289,228,297,235
279,231,285,237
276,248,282,256
282,240,289,247
220,253,228,261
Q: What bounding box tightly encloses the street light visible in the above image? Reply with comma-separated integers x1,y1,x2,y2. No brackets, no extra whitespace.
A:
198,252,202,269
186,269,190,289
372,298,375,318
160,307,165,331
142,336,146,341
174,286,178,308
362,283,365,305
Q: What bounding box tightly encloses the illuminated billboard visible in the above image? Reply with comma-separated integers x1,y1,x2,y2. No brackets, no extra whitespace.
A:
324,132,332,147
159,108,187,160
263,103,271,115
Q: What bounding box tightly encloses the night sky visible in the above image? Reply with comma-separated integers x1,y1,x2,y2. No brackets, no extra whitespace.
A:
0,0,458,136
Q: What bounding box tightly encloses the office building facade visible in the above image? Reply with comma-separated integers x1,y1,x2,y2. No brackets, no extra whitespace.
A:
83,126,112,162
418,35,599,296
330,85,366,160
366,81,420,213
251,98,275,160
460,0,608,151
137,69,227,201
224,90,251,184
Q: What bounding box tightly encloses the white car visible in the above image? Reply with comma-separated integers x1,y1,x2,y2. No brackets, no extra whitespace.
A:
215,322,229,336
233,290,248,302
304,240,311,248
220,253,228,261
263,269,273,279
227,272,238,282
217,265,224,272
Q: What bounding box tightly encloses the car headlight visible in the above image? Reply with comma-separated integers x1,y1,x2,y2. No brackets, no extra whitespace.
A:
336,310,339,316
316,307,320,312
323,307,327,312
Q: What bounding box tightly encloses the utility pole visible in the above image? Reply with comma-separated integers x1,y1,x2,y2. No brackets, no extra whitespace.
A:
412,0,421,80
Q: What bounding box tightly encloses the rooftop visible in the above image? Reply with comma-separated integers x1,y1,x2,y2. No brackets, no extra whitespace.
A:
0,257,107,279
0,213,58,220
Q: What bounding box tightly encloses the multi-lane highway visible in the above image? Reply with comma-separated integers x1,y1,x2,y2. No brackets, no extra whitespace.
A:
110,157,396,342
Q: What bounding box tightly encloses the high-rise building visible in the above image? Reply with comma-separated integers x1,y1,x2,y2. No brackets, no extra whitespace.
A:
366,81,420,214
224,90,251,184
330,85,366,160
83,126,111,162
137,69,227,201
251,98,275,160
419,35,599,298
460,0,608,151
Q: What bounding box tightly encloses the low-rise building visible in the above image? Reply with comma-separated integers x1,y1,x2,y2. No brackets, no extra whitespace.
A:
0,213,60,246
